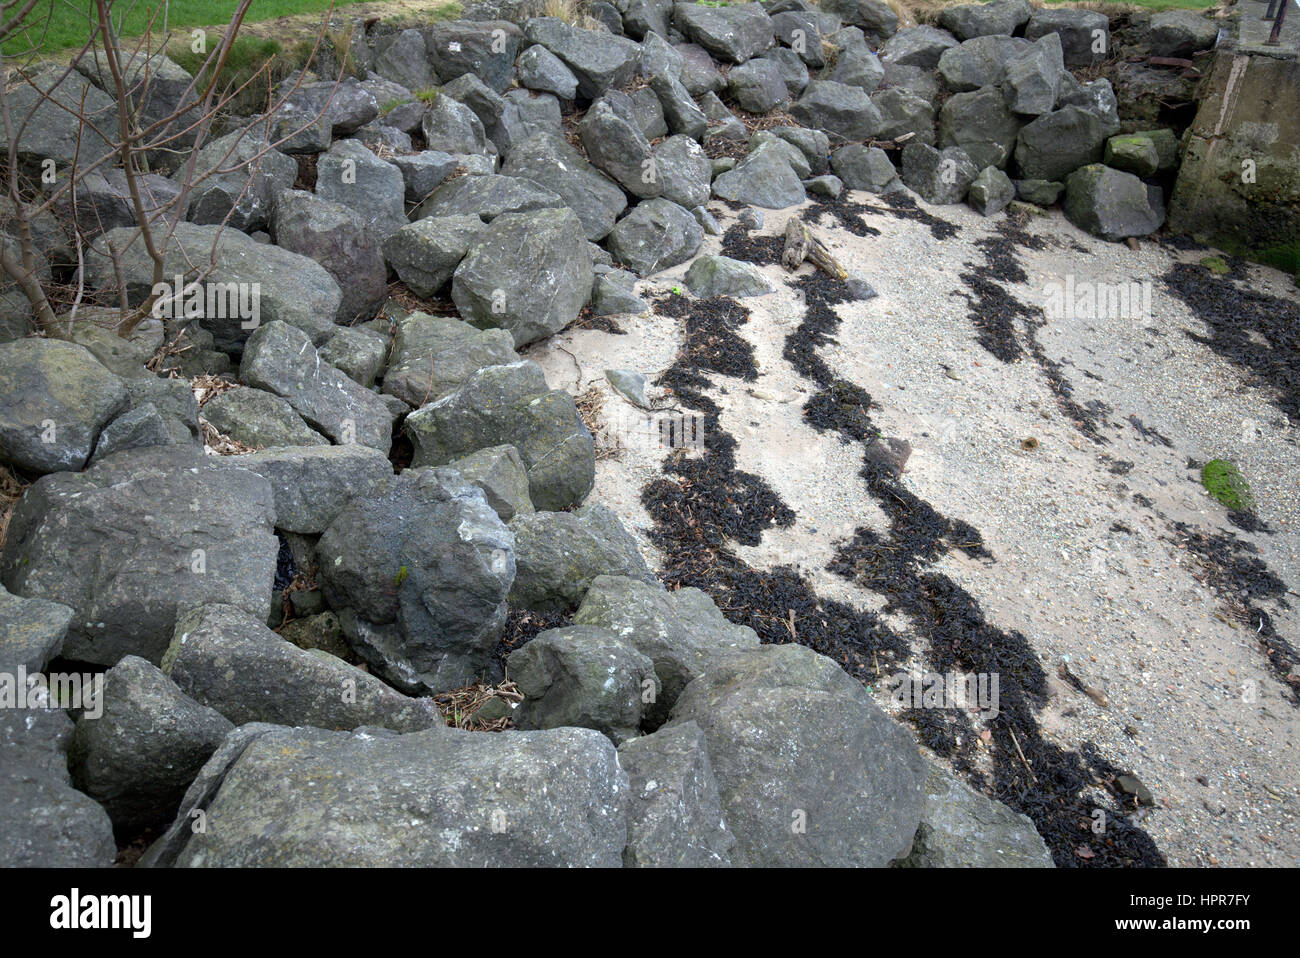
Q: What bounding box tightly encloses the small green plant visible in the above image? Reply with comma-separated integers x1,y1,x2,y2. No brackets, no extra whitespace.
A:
671,285,685,296
1201,459,1255,512
394,565,410,588
415,87,442,103
1200,256,1230,275
379,97,410,116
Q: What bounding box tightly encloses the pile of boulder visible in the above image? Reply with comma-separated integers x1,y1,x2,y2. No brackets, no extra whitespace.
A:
0,0,1172,868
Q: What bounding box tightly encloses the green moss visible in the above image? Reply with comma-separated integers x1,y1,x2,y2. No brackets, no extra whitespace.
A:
1201,459,1255,512
1199,256,1230,275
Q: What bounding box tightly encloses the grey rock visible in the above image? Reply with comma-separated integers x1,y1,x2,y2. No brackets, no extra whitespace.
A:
871,87,936,146
804,174,843,197
413,172,564,223
791,80,883,142
428,20,523,93
364,74,425,132
272,189,388,324
938,85,1024,170
880,25,958,68
200,387,328,449
0,65,114,168
517,43,580,98
523,17,643,98
881,61,940,101
53,168,180,238
1024,8,1109,68
508,504,653,610
580,95,661,199
276,77,380,135
0,760,116,867
315,139,407,240
759,47,810,97
452,207,594,347
937,34,1032,91
674,42,726,96
155,723,627,867
1002,33,1065,117
509,625,657,742
712,143,806,209
968,165,1015,215
772,10,825,67
592,274,650,315
573,574,759,727
383,215,486,297
902,142,978,204
684,254,774,297
820,0,897,41
493,89,563,151
0,445,277,666
447,444,533,521
1014,178,1064,205
86,222,342,354
420,91,489,155
239,321,393,453
895,761,1054,867
673,3,775,63
667,643,925,866
605,198,704,276
728,58,789,113
382,311,519,408
163,603,443,732
1063,164,1165,241
90,402,173,463
650,73,709,140
502,132,627,241
0,584,73,673
0,339,127,474
830,46,885,93
354,121,413,153
1146,10,1219,58
405,361,594,512
69,655,232,835
392,150,461,202
1013,104,1116,181
605,368,650,406
618,721,736,866
177,127,298,233
652,135,712,209
833,145,901,192
319,325,387,388
374,29,436,91
937,0,1031,41
228,444,391,535
316,467,515,691
772,126,830,174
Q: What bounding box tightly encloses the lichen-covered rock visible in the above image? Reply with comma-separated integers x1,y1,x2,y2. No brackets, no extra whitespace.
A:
509,625,658,743
199,387,328,449
685,254,774,298
226,444,392,535
673,3,775,63
383,215,486,297
446,444,533,521
605,198,704,277
902,142,978,205
1063,164,1166,241
0,584,73,673
382,312,519,409
968,165,1015,216
508,504,653,610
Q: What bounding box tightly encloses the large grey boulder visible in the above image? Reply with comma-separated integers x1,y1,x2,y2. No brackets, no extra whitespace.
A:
86,222,342,354
605,198,703,277
0,445,278,666
1063,164,1165,241
428,20,523,92
508,504,653,611
673,3,775,63
573,575,759,727
1024,8,1109,67
405,361,595,512
833,144,902,193
523,17,643,98
579,93,661,199
791,81,883,143
316,467,515,692
937,0,1031,40
364,75,425,133
772,10,826,67
75,49,200,153
163,603,443,732
727,58,789,113
382,312,519,408
319,325,388,389
938,85,1024,170
272,189,388,324
446,444,533,521
649,72,709,140
712,143,806,209
1002,33,1065,117
509,625,658,743
383,215,486,297
667,643,926,867
199,387,327,449
685,254,774,297
761,47,811,97
0,65,115,168
0,759,117,867
0,339,127,474
413,173,564,222
1013,105,1116,181
150,723,627,867
374,28,436,91
650,135,711,210
819,0,898,42
392,150,460,202
896,761,1054,867
517,43,580,98
421,91,490,155
619,0,675,39
314,139,407,240
1146,10,1219,58
451,207,593,347
937,34,1031,91
871,87,936,146
830,46,885,93
175,127,298,233
502,132,627,241
675,42,726,96
228,444,391,535
274,76,379,135
0,584,72,673
880,26,958,69
901,142,978,205
239,321,392,453
53,168,181,238
493,88,564,151
968,165,1015,215
89,402,174,464
68,655,232,835
618,721,736,867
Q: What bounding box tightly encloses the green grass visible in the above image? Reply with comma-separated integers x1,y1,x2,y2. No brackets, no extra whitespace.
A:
2,0,376,56
1201,459,1255,513
1043,0,1219,8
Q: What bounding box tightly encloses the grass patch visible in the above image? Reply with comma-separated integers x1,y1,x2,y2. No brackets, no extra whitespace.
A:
1201,459,1255,512
168,35,293,117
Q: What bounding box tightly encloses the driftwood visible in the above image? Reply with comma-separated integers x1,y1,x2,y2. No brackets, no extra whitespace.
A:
782,216,847,280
